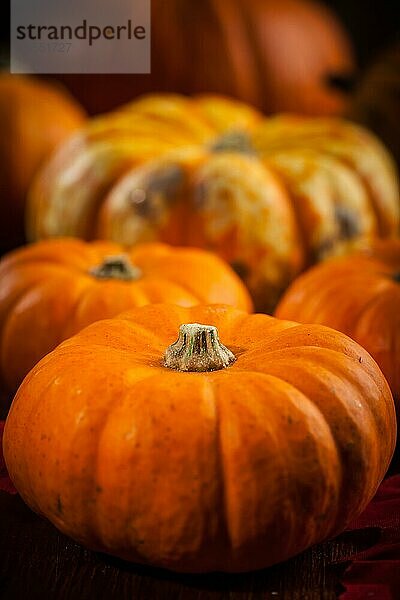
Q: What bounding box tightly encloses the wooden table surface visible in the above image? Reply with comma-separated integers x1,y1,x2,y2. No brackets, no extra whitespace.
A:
0,489,376,600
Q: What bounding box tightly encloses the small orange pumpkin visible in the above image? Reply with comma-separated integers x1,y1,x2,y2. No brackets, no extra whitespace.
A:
0,238,251,395
3,304,395,572
0,75,86,253
276,239,400,405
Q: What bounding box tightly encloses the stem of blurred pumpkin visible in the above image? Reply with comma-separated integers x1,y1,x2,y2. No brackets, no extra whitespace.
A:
89,255,142,281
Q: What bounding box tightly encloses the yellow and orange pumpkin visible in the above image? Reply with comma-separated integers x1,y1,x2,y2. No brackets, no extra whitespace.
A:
0,238,251,395
3,304,396,572
28,94,399,312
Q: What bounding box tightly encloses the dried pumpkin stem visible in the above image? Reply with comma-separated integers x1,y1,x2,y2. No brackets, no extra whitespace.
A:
89,255,141,281
210,130,255,155
164,323,236,372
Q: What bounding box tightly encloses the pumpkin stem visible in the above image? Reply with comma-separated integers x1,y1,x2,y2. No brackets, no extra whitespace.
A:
210,131,255,155
89,255,141,281
164,323,236,372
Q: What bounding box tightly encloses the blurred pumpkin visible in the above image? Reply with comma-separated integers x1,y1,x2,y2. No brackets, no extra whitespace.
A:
55,0,355,116
276,239,400,406
3,303,395,572
27,94,399,311
348,43,400,168
0,75,86,254
0,238,251,395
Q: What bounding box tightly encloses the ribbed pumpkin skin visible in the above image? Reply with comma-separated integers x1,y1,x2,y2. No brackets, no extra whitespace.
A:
0,239,251,394
27,94,400,311
4,304,395,573
276,239,400,404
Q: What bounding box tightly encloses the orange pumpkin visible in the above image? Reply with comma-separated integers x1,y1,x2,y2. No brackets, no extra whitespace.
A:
0,75,86,253
3,304,396,572
27,94,400,312
56,0,355,116
276,239,400,405
0,238,251,395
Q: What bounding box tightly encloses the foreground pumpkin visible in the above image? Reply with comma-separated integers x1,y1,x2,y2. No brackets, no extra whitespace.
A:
0,239,251,395
0,74,86,253
276,239,400,406
27,94,399,311
3,304,396,572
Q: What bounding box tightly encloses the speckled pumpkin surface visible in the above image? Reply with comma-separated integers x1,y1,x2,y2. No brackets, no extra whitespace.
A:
3,304,396,573
27,94,400,311
0,238,251,395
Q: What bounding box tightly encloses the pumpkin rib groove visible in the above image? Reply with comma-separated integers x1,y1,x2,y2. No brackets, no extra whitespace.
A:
0,269,49,344
277,272,390,328
223,367,346,534
89,371,224,568
50,343,164,370
352,286,400,396
239,362,382,529
67,281,150,337
215,370,341,562
319,154,384,236
1,273,90,390
241,343,394,425
86,372,163,551
59,277,99,342
240,343,395,463
204,377,232,561
217,372,297,561
136,275,202,306
5,354,74,513
20,359,159,547
343,279,396,335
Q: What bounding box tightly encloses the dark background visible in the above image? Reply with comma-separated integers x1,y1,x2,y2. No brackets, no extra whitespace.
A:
1,1,399,79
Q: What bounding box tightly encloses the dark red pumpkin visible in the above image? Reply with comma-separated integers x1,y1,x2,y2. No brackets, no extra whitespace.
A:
55,0,355,116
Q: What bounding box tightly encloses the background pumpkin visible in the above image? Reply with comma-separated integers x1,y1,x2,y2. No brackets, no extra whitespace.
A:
0,238,251,396
276,239,400,406
54,0,355,116
0,75,86,254
3,303,396,572
27,94,400,312
348,42,400,170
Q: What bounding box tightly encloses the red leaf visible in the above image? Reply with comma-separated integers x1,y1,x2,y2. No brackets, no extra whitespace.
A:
340,475,400,599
